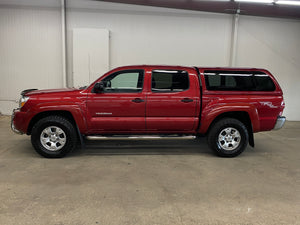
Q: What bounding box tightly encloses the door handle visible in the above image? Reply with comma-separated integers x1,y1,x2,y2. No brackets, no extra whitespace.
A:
132,98,144,103
181,98,193,103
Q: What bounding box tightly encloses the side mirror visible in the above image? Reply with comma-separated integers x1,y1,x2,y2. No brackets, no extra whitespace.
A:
93,81,105,93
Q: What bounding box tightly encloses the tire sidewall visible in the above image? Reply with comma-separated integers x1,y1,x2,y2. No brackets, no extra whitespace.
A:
31,117,76,158
209,119,249,157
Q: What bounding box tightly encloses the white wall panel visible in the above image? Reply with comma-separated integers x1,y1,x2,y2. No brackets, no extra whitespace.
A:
73,28,109,87
66,2,232,86
0,2,62,115
0,0,300,120
236,16,300,121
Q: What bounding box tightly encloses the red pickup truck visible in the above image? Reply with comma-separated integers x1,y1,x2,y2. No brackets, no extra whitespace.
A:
11,65,285,158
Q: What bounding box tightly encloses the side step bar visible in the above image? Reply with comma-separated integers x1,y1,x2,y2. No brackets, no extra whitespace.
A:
86,135,197,141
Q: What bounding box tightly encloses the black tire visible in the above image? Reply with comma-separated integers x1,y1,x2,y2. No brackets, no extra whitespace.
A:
207,118,249,157
31,116,77,158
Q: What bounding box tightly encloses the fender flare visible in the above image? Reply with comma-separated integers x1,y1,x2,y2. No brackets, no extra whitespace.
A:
28,101,88,134
199,103,260,134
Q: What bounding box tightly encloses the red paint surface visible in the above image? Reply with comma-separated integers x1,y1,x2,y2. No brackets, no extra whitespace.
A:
13,65,285,135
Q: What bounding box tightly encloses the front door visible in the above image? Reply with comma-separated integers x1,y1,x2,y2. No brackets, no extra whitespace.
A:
146,69,199,132
86,69,146,133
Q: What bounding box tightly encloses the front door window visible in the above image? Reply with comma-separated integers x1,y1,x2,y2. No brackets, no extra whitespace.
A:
101,70,144,93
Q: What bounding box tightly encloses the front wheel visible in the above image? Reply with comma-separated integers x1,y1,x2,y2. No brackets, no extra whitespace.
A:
31,116,77,158
207,118,249,157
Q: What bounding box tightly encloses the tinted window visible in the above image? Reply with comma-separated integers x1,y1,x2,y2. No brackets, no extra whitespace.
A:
204,70,275,91
101,70,144,93
152,70,189,92
254,74,276,91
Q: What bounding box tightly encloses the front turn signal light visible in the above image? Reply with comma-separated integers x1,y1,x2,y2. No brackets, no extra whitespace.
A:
19,96,29,108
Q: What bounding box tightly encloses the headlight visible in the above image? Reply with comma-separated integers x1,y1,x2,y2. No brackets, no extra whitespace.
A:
19,96,29,108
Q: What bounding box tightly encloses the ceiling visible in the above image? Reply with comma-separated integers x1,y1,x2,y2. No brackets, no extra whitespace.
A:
98,0,300,19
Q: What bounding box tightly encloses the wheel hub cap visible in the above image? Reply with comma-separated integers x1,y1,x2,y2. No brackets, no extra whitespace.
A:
225,135,233,142
218,127,241,151
50,135,57,142
40,126,66,151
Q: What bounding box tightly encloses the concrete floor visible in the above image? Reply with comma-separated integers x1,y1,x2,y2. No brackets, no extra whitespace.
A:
0,116,299,225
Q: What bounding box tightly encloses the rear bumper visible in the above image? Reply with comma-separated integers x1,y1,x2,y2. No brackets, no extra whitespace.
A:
273,116,286,130
11,109,24,135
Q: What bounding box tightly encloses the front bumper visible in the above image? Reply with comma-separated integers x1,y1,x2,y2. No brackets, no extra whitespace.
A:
273,116,286,130
11,109,24,135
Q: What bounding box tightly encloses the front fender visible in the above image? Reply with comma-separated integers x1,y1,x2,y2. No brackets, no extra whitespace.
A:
28,101,87,133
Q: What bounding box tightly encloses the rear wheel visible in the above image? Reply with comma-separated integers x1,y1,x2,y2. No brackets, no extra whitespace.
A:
31,116,77,158
207,118,249,157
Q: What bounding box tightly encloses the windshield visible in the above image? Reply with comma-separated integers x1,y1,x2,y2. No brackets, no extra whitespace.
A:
78,85,87,90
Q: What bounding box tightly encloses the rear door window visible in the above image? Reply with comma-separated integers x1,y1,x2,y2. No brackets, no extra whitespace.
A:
152,70,189,92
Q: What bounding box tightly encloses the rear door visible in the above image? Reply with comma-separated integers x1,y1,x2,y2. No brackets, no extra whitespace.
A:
146,68,199,132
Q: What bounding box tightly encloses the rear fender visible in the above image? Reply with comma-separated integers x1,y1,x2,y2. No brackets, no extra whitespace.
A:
199,103,260,134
